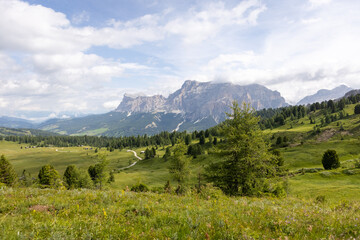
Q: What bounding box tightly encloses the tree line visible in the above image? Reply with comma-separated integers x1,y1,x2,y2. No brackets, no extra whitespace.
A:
2,128,220,149
258,94,360,129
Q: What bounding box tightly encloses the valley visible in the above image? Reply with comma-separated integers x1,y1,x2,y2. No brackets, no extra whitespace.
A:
1,84,360,238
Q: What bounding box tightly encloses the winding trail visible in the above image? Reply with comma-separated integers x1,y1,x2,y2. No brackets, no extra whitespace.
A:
118,150,143,170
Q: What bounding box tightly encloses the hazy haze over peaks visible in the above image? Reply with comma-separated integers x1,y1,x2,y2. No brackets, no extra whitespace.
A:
0,0,359,120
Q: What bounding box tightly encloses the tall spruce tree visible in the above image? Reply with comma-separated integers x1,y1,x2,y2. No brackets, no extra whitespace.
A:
0,155,17,186
205,102,278,196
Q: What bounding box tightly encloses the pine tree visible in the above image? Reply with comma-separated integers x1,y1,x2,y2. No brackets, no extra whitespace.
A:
205,102,278,196
38,164,60,186
0,155,17,186
63,165,80,189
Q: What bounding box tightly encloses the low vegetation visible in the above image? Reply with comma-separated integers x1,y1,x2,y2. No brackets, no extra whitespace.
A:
0,187,359,239
1,98,360,237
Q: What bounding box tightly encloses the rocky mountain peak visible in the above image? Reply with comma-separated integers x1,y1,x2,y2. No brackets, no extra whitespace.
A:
115,80,288,121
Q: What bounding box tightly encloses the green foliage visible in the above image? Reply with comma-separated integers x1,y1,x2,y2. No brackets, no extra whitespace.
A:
63,165,79,189
168,143,189,185
38,164,61,187
185,134,191,145
354,104,360,114
205,102,278,196
88,156,108,189
20,169,33,187
108,171,115,183
199,135,206,145
144,147,156,159
0,154,17,186
187,144,203,158
162,147,171,161
130,183,149,192
322,150,340,170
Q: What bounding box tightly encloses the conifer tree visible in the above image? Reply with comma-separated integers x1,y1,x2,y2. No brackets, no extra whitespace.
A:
205,102,278,196
0,155,17,186
63,165,79,189
38,164,60,186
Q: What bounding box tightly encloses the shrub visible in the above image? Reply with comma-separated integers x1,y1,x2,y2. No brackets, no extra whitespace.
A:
131,183,149,192
354,104,360,114
322,150,340,170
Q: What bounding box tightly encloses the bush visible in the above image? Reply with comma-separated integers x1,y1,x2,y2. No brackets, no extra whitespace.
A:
354,104,360,114
322,150,340,170
131,183,149,192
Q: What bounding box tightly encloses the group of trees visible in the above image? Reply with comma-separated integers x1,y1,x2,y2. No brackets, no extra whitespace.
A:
144,147,156,159
0,154,114,189
258,94,360,130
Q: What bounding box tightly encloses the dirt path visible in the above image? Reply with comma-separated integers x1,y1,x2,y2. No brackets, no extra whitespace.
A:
118,150,143,170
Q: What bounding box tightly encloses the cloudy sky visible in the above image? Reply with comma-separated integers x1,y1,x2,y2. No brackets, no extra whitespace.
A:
1,0,360,120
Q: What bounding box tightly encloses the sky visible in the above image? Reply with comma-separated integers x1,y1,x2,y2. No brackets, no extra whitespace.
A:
1,0,360,121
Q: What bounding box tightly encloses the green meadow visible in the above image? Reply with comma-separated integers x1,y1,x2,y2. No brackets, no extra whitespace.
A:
1,102,360,238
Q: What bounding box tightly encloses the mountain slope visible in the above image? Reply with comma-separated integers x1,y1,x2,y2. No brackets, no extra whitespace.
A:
0,116,36,129
297,85,352,105
0,127,59,136
38,80,288,136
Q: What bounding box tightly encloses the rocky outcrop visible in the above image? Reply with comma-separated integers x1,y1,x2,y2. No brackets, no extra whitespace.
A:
116,94,166,113
115,80,288,122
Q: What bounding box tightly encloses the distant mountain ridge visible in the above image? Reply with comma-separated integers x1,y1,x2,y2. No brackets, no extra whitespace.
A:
116,80,288,123
34,80,288,136
297,85,352,105
0,116,35,129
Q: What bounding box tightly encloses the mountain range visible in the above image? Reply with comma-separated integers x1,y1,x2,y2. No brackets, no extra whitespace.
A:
297,85,352,105
38,80,288,136
0,81,356,136
116,80,287,122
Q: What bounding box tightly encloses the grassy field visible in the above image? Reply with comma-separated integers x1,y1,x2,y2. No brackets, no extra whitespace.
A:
0,140,137,176
1,105,360,238
2,105,360,202
0,187,359,239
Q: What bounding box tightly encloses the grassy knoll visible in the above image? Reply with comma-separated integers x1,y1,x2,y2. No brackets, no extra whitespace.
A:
0,187,359,239
289,171,360,202
280,139,360,170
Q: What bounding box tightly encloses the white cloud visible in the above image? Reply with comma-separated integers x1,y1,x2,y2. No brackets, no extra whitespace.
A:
72,10,90,25
103,101,120,109
190,0,360,104
308,0,332,8
1,0,359,118
164,1,265,44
